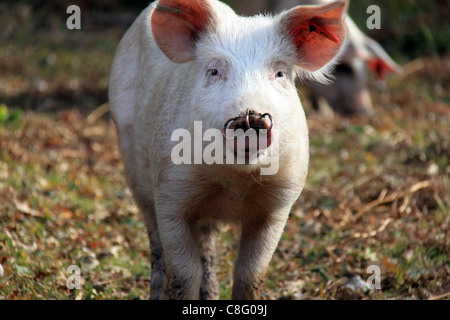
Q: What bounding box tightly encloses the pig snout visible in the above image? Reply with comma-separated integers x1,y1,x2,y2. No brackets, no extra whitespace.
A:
222,109,273,153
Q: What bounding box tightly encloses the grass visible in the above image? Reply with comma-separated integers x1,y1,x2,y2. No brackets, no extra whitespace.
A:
0,1,449,300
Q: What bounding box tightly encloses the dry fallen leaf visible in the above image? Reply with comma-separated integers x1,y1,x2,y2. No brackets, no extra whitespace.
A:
14,200,43,218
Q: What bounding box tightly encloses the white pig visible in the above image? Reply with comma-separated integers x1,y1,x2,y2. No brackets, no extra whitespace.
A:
234,0,401,115
109,0,347,299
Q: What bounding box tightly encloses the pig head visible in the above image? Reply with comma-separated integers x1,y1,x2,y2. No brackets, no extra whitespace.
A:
234,0,401,116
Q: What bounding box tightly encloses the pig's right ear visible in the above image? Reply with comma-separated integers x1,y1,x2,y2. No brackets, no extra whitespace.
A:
279,0,348,72
151,0,215,63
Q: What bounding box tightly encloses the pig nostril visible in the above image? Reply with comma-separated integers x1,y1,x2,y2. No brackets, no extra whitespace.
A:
222,116,239,139
261,113,273,133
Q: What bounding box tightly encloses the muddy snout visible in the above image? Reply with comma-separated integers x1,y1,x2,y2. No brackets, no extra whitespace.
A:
223,109,273,154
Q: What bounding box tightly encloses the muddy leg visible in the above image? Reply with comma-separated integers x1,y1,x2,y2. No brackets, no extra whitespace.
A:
232,210,290,299
197,223,219,300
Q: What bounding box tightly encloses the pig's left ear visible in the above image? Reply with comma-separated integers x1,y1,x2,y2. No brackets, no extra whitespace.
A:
151,0,216,63
279,0,348,72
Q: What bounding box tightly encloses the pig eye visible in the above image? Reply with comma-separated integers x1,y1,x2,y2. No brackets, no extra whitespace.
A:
206,66,224,86
276,71,285,78
208,69,219,76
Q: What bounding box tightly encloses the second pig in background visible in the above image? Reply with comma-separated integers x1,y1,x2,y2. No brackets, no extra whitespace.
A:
233,0,401,116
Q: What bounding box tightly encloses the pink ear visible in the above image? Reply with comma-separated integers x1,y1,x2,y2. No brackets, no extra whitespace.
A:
363,37,402,81
151,0,215,63
367,58,397,81
279,0,348,72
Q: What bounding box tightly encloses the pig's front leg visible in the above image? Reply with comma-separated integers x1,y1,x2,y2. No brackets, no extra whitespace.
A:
155,205,203,299
147,221,167,300
231,208,291,299
131,192,168,299
197,222,219,300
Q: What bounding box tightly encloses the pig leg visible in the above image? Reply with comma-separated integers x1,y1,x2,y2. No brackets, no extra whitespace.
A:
156,212,203,299
231,209,290,299
197,222,219,300
148,221,167,300
132,194,167,299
